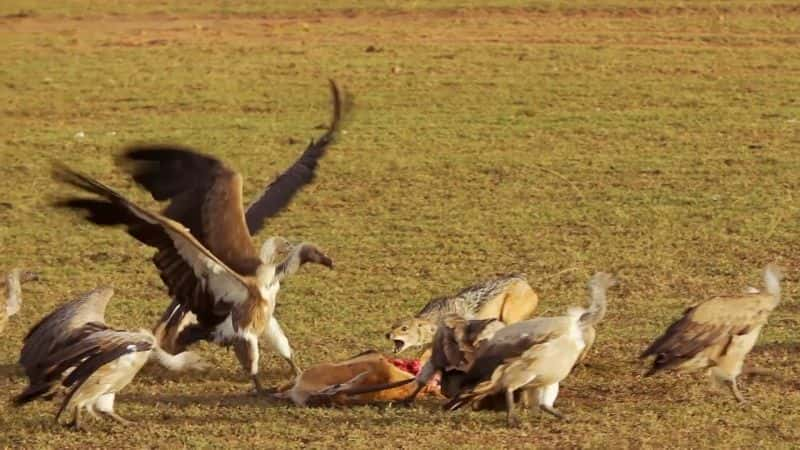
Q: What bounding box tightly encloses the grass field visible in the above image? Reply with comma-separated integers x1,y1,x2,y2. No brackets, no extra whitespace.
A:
1,1,799,448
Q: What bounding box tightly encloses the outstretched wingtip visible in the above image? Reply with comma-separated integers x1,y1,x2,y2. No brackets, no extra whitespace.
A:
328,79,343,131
50,160,75,183
51,162,97,194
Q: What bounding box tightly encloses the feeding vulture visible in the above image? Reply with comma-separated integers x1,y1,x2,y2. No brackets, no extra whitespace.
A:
445,272,616,427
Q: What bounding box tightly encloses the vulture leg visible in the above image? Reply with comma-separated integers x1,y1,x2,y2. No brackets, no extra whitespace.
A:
105,411,133,426
727,378,746,403
539,404,565,420
87,405,101,420
538,383,565,420
505,389,521,428
234,335,264,393
711,367,746,403
67,407,83,431
95,393,132,425
520,389,533,410
263,316,300,376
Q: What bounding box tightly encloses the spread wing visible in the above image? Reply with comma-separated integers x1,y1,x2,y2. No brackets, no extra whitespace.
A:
54,166,250,327
119,146,261,275
245,80,344,235
640,294,774,375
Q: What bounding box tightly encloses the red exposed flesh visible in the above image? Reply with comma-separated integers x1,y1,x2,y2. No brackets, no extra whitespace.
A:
389,357,421,375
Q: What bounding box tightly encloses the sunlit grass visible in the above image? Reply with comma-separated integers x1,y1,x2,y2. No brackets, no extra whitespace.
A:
1,2,799,448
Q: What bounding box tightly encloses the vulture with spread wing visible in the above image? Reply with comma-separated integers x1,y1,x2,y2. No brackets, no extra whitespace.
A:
640,264,783,402
56,81,344,390
15,287,204,429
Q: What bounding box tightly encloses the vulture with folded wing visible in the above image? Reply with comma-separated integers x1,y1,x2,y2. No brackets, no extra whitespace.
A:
640,264,783,402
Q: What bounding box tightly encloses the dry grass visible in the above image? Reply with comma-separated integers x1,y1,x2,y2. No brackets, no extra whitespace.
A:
1,1,799,448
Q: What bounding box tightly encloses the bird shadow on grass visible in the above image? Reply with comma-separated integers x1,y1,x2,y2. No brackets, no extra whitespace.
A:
751,341,800,357
120,391,286,409
0,362,23,378
135,364,236,384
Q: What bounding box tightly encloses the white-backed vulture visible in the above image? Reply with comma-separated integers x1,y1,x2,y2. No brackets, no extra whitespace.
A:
640,264,783,402
19,286,115,383
54,82,344,391
445,272,616,427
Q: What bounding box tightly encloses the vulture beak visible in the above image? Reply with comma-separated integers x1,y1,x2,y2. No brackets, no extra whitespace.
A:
301,245,334,269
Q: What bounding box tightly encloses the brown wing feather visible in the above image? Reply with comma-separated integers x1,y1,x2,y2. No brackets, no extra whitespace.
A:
245,80,345,235
119,145,222,237
641,294,774,374
54,166,250,328
120,147,261,275
202,171,261,275
458,330,558,390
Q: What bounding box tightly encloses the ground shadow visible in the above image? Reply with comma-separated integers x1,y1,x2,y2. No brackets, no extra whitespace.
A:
0,362,22,378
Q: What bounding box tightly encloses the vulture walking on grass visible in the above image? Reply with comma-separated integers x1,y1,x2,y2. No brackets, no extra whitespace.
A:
640,264,783,402
55,81,345,391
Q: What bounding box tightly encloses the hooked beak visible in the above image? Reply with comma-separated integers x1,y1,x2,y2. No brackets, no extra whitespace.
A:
300,245,334,269
319,254,334,270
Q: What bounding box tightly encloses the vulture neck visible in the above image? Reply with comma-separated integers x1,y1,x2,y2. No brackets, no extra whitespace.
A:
255,264,277,291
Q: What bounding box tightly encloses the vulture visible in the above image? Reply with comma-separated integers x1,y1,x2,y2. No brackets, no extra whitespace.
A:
400,314,506,405
55,81,345,391
576,270,611,363
0,268,38,334
19,286,115,383
445,272,617,427
640,264,783,402
15,287,204,429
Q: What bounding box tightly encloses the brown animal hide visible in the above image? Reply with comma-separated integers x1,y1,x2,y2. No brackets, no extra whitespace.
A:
275,350,440,406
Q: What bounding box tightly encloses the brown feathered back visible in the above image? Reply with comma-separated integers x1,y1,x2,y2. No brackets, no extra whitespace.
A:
19,287,114,381
641,264,782,375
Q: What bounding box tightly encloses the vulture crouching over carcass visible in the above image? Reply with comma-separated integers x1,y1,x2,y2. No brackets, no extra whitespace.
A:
445,272,616,427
